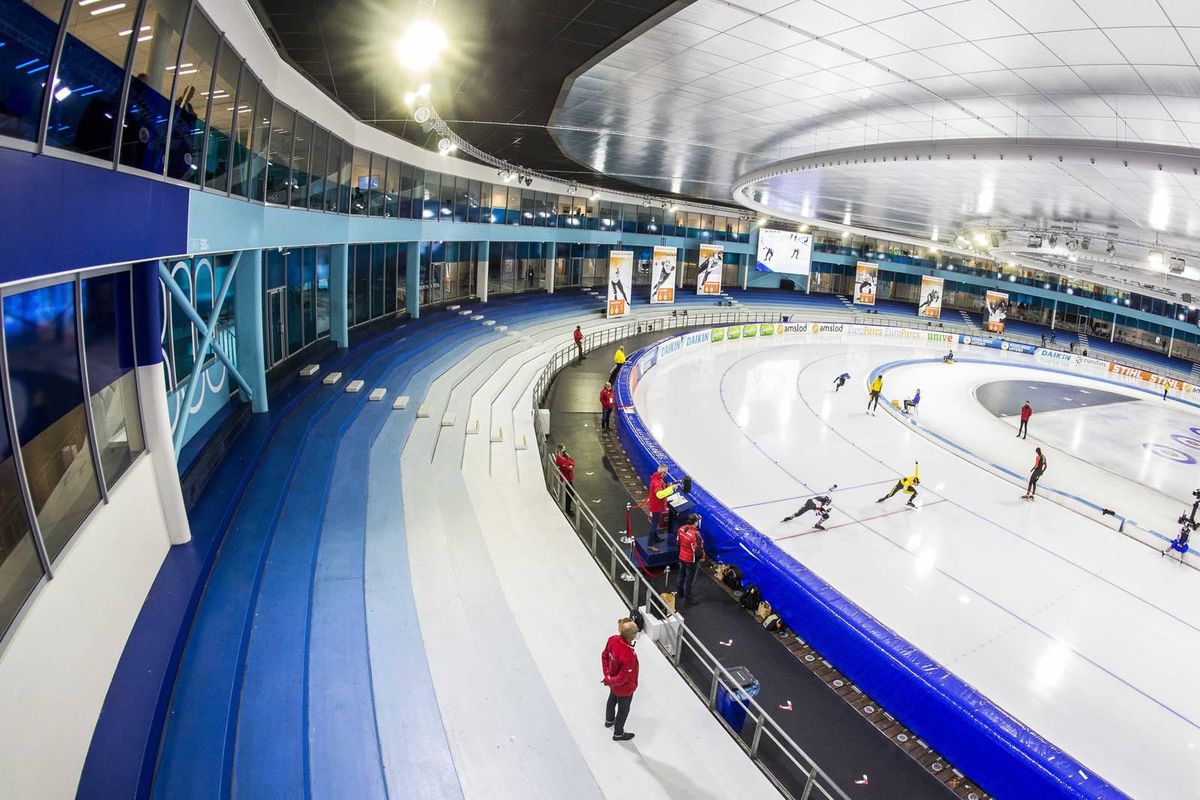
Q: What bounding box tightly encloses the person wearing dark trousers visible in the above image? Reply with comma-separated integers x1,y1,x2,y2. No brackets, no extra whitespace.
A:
602,619,640,741
877,462,920,507
1017,401,1032,438
574,325,584,362
674,515,704,605
599,382,614,430
646,465,676,545
833,372,850,391
1023,447,1047,499
867,374,884,415
555,444,575,513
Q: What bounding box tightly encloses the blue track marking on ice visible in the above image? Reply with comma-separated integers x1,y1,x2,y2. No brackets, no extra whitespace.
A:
713,344,1200,736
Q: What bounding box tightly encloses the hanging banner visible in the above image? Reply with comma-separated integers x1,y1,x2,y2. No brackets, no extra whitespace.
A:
918,275,944,319
756,228,812,276
854,262,877,306
696,243,724,295
650,246,677,304
606,250,633,318
985,290,1009,332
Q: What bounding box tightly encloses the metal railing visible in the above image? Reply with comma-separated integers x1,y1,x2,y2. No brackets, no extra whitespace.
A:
530,309,850,800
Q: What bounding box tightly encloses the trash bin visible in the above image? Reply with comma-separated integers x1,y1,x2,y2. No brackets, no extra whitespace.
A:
715,665,760,732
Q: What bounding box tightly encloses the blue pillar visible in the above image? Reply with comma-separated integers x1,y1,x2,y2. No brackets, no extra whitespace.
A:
406,243,421,319
234,249,268,413
545,241,556,293
747,227,759,290
478,241,490,302
330,244,349,347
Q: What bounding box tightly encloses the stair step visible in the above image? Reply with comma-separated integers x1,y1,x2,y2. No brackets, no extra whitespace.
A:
323,372,342,385
416,403,432,418
369,388,387,401
392,395,409,410
345,380,364,393
300,364,319,377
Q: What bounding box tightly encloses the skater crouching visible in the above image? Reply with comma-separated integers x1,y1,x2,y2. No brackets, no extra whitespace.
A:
877,462,920,507
834,372,850,392
782,487,836,529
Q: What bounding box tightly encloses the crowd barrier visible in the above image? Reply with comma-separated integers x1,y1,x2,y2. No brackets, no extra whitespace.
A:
614,321,1130,800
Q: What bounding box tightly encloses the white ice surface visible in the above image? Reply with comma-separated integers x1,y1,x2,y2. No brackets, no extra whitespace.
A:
634,336,1200,800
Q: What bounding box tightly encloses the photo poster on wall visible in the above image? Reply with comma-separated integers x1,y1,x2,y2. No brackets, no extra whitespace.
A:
697,243,724,295
650,246,677,304
607,250,634,318
755,228,813,277
854,262,878,305
985,290,1009,332
918,275,944,319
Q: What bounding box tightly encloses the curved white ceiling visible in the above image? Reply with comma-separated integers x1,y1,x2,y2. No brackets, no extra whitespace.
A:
551,0,1200,253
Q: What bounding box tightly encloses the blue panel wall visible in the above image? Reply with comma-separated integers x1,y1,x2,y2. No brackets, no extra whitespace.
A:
0,150,188,284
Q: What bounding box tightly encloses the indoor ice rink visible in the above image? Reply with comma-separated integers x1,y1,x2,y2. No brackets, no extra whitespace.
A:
7,1,1200,799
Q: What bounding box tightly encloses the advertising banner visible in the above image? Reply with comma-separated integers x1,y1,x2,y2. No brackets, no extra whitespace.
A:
985,290,1009,333
697,243,724,295
854,262,878,305
606,250,633,318
650,246,677,304
756,228,812,276
917,275,944,319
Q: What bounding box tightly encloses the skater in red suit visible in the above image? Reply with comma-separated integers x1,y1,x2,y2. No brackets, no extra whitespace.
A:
1022,447,1047,499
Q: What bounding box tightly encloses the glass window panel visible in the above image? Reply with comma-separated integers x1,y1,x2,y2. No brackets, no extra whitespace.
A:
350,148,370,214
396,243,407,311
264,104,293,203
120,0,188,172
4,282,102,559
229,70,258,197
202,40,240,190
367,153,386,216
0,360,43,637
286,249,302,354
439,174,454,221
383,158,400,217
248,85,271,201
423,171,440,220
0,1,69,143
166,9,218,182
167,261,194,382
46,0,139,158
371,243,386,318
384,243,397,316
467,180,481,224
410,167,425,219
398,162,413,219
453,176,468,222
353,244,370,325
81,271,144,487
315,247,330,337
337,140,352,213
288,114,313,208
306,127,329,210
302,247,315,345
318,133,338,211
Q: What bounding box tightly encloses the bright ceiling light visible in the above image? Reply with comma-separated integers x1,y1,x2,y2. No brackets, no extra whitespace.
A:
412,105,432,125
758,217,768,226
1150,193,1170,230
436,136,455,154
590,191,601,200
403,91,416,106
973,232,988,247
1149,250,1165,269
395,19,448,74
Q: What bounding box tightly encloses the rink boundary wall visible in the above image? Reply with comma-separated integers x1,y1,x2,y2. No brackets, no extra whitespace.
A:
614,322,1130,800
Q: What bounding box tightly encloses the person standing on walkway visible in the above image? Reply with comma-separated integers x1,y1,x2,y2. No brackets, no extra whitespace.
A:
609,346,626,383
600,382,615,431
602,618,640,741
867,374,884,415
646,464,676,545
1017,401,1032,438
574,325,584,362
675,514,705,606
1023,447,1047,499
555,443,575,512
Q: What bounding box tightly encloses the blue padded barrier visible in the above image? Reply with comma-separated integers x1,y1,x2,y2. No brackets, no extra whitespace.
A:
614,329,1128,800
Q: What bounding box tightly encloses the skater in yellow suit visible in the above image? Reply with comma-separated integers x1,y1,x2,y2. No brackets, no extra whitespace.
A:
866,374,884,414
877,462,920,507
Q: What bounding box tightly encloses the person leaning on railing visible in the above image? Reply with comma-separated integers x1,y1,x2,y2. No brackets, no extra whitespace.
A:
555,444,576,513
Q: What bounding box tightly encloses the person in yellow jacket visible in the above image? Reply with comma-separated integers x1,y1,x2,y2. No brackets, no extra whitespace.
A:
867,373,884,415
609,346,626,383
877,462,920,507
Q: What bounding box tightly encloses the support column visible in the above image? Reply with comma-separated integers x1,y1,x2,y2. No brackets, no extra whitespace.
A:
545,241,556,294
330,244,349,348
132,261,190,545
1051,298,1057,330
1169,328,1176,358
406,243,421,319
233,249,268,413
747,227,758,291
1111,315,1117,343
477,241,490,303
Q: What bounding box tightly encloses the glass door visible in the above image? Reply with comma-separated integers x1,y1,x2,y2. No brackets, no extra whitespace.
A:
266,287,287,366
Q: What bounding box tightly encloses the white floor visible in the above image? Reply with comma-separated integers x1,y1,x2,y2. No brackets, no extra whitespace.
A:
634,336,1200,800
397,307,780,800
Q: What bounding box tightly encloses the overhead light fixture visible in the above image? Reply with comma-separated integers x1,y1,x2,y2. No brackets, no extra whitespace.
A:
1149,250,1165,268
973,232,988,247
567,182,578,194
642,198,651,207
395,18,448,74
669,205,677,213
436,136,456,154
590,191,601,201
412,104,432,125
758,218,768,227
1028,234,1043,248
1048,234,1058,248
497,169,509,181
1106,241,1116,256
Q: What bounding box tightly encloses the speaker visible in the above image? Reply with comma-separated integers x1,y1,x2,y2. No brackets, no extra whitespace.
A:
780,278,796,291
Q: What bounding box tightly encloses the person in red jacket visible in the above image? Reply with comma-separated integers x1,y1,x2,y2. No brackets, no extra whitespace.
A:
573,325,584,362
1017,401,1032,439
599,382,615,431
675,514,705,605
555,443,575,512
602,618,640,741
646,465,676,544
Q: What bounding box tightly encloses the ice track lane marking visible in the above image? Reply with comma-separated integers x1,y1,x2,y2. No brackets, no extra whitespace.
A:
774,500,948,541
702,344,1200,734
